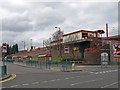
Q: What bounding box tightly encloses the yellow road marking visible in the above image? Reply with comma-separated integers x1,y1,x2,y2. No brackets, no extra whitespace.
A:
0,74,16,83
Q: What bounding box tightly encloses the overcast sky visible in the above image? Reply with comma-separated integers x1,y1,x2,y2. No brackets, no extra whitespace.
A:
0,0,118,50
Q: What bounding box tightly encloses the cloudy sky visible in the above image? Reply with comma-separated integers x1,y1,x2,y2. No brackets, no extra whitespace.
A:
0,0,118,50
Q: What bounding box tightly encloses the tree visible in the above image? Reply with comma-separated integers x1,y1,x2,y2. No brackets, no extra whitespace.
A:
51,30,63,42
15,44,18,53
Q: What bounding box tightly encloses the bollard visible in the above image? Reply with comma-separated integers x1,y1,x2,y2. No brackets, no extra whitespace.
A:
48,61,51,70
62,62,65,71
72,63,76,71
40,61,42,69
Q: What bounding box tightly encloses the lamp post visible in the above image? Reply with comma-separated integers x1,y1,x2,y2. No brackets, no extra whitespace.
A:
30,39,32,50
55,27,61,63
22,41,25,54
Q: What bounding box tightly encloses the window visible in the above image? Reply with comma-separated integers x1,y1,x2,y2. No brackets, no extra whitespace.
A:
82,33,88,38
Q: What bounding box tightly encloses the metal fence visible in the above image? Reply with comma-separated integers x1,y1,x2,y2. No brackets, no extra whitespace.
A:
2,60,72,71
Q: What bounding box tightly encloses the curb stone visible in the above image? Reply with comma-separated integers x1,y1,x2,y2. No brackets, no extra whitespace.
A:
0,74,11,81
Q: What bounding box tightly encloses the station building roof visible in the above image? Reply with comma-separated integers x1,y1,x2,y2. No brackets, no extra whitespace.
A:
63,30,104,37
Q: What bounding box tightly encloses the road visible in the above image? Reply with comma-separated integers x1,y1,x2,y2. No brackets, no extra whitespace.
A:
2,63,119,88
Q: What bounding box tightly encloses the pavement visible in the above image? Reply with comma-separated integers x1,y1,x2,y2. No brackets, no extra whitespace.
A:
13,62,62,71
13,62,118,72
1,62,119,88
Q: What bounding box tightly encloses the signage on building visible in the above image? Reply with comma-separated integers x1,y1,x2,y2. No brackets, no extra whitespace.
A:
2,43,7,53
113,44,120,56
64,46,69,53
73,47,79,51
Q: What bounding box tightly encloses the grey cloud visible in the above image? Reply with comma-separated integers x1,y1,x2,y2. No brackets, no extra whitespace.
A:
1,1,118,49
2,14,33,32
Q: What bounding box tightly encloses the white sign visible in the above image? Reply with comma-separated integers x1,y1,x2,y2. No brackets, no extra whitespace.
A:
30,58,32,60
49,57,52,61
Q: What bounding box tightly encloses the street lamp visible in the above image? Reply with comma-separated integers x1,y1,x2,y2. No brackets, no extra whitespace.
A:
55,27,61,63
22,41,25,54
30,39,32,50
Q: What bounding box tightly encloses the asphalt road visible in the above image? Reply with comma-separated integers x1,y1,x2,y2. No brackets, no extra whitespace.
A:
2,63,119,88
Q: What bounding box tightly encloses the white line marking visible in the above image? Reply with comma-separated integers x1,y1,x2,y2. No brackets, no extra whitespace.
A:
10,85,18,87
56,79,60,80
71,78,103,86
102,71,106,73
99,72,103,74
95,72,99,74
101,81,120,88
108,71,111,72
50,80,55,82
90,72,94,73
70,77,75,78
42,81,48,83
65,78,69,79
113,70,118,71
22,84,29,85
32,82,39,84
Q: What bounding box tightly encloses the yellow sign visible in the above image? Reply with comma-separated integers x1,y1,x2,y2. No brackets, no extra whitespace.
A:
73,47,79,51
115,57,119,61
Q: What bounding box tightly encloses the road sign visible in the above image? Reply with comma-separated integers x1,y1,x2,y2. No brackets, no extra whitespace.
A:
64,46,69,53
2,43,7,53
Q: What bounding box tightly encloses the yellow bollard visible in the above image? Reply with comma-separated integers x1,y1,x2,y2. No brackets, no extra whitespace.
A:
72,63,76,70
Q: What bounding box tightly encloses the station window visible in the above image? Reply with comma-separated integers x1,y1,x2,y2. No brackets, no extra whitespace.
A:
82,33,88,38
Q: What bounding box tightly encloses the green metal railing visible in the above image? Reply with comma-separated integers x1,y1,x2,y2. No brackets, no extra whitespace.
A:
61,61,72,71
1,65,7,77
2,59,15,63
17,60,23,63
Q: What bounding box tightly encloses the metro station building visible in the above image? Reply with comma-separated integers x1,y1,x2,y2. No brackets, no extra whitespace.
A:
63,30,102,43
50,29,106,64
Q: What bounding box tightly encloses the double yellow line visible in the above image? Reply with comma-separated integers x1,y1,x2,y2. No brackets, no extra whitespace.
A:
0,74,16,83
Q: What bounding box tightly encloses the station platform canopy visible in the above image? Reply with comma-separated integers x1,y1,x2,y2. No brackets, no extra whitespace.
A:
12,56,17,58
17,56,21,58
38,54,52,58
23,55,32,58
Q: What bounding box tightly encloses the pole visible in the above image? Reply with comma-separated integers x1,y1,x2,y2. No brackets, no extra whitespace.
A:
101,34,103,46
59,27,61,63
10,46,11,56
24,41,25,54
106,24,108,43
31,39,32,49
90,36,93,48
43,40,44,48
